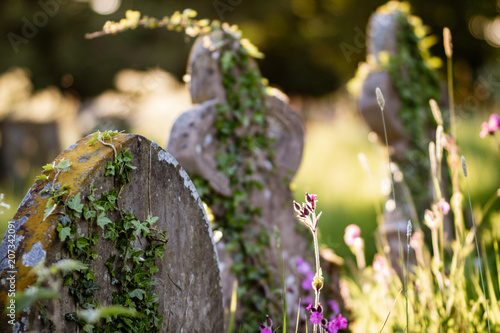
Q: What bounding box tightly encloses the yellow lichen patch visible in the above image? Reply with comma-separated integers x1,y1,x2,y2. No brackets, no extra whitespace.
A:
0,133,137,312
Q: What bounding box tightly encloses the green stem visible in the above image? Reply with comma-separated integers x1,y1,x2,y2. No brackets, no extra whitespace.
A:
447,56,456,139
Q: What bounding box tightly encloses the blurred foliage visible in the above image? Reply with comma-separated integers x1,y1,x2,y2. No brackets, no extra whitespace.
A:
0,0,498,98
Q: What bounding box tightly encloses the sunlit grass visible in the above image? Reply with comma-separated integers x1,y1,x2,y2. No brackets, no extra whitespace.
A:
293,107,500,264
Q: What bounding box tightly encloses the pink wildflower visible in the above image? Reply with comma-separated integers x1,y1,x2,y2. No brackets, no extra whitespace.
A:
480,114,500,138
310,310,323,324
328,300,340,315
438,198,450,215
344,224,361,246
335,314,348,329
260,328,272,333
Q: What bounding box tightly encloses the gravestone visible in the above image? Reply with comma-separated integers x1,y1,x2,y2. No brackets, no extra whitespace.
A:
167,30,341,327
356,2,448,274
0,133,223,332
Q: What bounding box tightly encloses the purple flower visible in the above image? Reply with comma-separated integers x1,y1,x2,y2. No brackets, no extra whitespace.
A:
296,257,312,275
327,320,339,333
335,314,348,329
306,302,313,312
302,272,315,290
310,311,323,324
328,300,340,315
260,328,272,333
344,224,361,246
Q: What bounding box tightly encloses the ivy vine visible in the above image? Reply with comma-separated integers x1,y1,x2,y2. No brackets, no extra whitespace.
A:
39,131,167,332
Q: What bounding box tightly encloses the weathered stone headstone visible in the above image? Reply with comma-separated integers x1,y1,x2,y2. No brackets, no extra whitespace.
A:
356,2,448,274
0,133,223,332
167,30,340,328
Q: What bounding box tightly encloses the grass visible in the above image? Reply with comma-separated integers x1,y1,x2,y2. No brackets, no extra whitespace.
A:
292,106,500,265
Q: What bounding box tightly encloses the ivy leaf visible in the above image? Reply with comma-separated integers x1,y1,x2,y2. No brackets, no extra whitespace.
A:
36,175,48,181
76,237,89,250
58,225,72,242
68,193,84,213
87,131,100,146
57,159,71,171
42,163,54,171
146,215,159,226
97,212,112,229
128,289,146,300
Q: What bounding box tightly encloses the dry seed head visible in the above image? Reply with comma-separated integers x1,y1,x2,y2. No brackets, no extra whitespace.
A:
461,155,468,177
436,125,443,163
443,27,453,58
407,220,412,245
429,99,443,126
376,87,385,111
429,142,437,177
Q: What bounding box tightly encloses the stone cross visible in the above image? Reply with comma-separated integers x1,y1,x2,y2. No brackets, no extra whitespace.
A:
0,133,223,332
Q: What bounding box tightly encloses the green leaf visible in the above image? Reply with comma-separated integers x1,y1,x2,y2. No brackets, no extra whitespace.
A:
57,159,71,171
87,131,100,146
49,259,88,274
58,225,72,242
15,287,60,312
36,175,48,181
76,237,89,249
42,163,54,171
43,198,57,221
128,289,146,300
68,193,84,213
97,213,112,229
146,215,159,226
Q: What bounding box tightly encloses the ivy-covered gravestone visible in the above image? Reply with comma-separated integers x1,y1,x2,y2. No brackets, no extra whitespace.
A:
0,132,223,332
167,29,311,330
350,1,445,274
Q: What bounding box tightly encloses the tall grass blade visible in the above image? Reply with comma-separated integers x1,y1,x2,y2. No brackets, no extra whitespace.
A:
379,287,403,333
462,155,491,332
376,87,406,324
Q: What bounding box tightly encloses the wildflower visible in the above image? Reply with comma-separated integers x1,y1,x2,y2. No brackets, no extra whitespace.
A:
325,314,348,333
334,314,348,329
344,224,361,247
306,302,313,312
438,198,450,215
328,300,340,315
310,310,323,324
302,272,315,290
296,257,312,275
480,114,500,138
259,315,273,333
